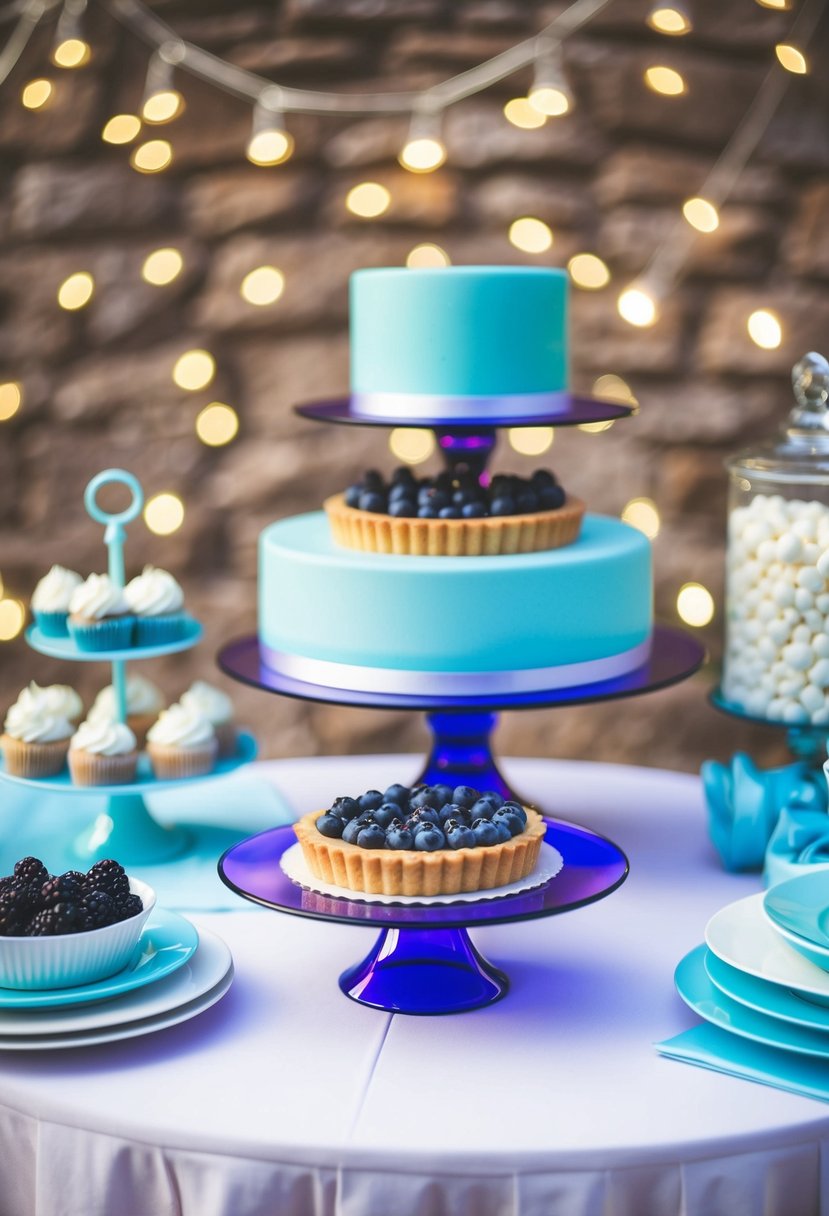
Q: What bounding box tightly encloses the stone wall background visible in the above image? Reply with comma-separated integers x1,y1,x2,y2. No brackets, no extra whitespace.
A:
1,0,828,778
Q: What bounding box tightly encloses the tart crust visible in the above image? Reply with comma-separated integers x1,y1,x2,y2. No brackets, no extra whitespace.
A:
292,806,547,896
324,493,585,557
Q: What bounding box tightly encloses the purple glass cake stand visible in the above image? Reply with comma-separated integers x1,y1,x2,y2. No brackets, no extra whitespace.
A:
218,818,628,1014
218,626,705,806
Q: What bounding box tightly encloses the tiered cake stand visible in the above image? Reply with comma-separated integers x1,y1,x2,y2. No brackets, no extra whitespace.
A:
218,397,705,1013
0,469,256,867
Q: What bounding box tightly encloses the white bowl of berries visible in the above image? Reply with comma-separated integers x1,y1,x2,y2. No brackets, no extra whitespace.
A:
0,857,156,990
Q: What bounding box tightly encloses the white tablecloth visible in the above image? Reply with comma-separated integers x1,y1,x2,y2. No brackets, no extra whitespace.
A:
2,755,829,1216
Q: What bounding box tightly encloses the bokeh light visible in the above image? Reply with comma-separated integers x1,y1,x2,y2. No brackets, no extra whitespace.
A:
52,38,90,69
507,427,554,456
196,403,239,447
246,129,294,166
509,217,553,254
0,382,21,422
102,114,141,144
57,272,94,311
240,266,285,306
21,79,53,110
0,598,25,641
622,497,661,540
130,139,173,173
592,374,638,405
528,85,570,116
578,419,615,434
142,247,184,286
144,493,184,536
775,44,807,73
644,65,686,95
682,197,720,233
399,137,446,173
142,90,185,124
406,244,451,269
346,182,391,218
747,309,782,350
647,5,692,34
389,428,436,464
172,349,215,391
568,253,610,290
503,97,546,129
677,582,715,627
618,286,658,327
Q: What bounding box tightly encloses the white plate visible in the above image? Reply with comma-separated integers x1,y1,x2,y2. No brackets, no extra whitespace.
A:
705,892,829,1002
0,966,233,1050
0,927,232,1039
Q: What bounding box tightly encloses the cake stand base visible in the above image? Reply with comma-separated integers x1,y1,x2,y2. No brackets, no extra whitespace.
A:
340,926,508,1014
73,793,191,866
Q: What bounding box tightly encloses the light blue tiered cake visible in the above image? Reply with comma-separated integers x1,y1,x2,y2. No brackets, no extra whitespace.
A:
258,267,653,696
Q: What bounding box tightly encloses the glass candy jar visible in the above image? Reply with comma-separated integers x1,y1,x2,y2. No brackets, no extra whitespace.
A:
723,352,829,726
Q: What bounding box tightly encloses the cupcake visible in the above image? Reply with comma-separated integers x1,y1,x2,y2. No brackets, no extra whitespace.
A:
68,574,133,651
27,681,83,725
180,681,237,758
88,675,164,747
31,565,82,637
146,703,217,780
124,566,186,646
1,686,73,778
68,719,138,787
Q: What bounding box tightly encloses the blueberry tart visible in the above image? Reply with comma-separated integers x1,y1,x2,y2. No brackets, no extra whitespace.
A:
292,783,547,896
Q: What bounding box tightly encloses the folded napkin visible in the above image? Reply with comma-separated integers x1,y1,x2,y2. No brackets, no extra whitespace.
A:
702,752,825,873
656,1023,829,1104
764,791,829,889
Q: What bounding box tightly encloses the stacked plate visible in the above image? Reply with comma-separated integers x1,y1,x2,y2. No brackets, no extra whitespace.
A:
675,873,829,1059
0,909,232,1050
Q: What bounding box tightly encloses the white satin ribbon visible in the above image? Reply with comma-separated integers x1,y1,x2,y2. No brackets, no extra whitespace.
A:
260,639,652,696
351,389,571,421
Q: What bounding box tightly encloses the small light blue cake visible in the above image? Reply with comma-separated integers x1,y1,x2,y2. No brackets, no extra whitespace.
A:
258,513,652,695
350,267,568,421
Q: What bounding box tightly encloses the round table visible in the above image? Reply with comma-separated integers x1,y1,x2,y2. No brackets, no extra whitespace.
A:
1,755,828,1216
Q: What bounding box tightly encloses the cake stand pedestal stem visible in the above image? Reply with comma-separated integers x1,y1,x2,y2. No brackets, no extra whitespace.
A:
339,925,508,1014
435,429,497,478
74,793,191,866
418,711,524,802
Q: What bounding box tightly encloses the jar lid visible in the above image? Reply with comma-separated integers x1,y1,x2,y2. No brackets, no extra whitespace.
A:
729,352,829,484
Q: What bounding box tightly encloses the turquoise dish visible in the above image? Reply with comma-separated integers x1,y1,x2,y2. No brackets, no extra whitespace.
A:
27,616,203,662
676,945,829,1058
704,949,829,1030
764,871,829,952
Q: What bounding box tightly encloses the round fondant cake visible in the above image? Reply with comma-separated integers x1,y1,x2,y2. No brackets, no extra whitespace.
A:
350,266,568,422
258,511,652,695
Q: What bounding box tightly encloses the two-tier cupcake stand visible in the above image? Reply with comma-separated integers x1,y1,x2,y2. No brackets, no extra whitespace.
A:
218,396,705,1014
0,469,256,868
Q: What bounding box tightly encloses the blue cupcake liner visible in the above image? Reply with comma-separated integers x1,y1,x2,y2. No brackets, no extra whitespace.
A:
133,613,187,646
33,610,70,638
68,615,135,652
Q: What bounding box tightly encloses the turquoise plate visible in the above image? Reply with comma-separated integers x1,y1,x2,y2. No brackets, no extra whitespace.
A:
704,949,829,1031
764,871,829,953
26,618,203,662
676,945,829,1058
0,908,199,1009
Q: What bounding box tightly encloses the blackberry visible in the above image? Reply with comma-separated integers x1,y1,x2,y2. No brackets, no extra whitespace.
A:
0,888,30,936
81,888,117,929
86,859,129,898
25,909,59,936
51,901,88,934
112,893,143,923
40,873,83,908
13,856,49,887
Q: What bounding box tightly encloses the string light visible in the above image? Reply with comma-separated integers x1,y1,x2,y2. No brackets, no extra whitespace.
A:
622,497,661,539
618,284,659,327
246,88,293,166
346,182,391,218
142,247,184,286
508,427,554,456
144,492,184,535
130,139,173,173
567,253,610,289
389,428,435,464
406,244,450,269
0,382,21,421
682,197,720,233
57,272,94,311
0,598,25,641
141,41,185,123
21,78,53,110
646,2,692,34
775,43,807,73
503,98,546,129
102,113,141,144
240,266,285,306
196,402,239,446
747,309,782,349
172,349,215,390
644,65,686,95
399,108,446,173
51,0,90,69
509,217,553,254
677,581,715,627
528,42,572,116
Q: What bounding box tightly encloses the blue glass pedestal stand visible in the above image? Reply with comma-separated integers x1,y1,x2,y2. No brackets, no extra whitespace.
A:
710,687,829,769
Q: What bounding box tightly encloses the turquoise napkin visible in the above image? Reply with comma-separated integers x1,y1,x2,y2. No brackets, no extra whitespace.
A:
656,1023,829,1103
765,799,829,889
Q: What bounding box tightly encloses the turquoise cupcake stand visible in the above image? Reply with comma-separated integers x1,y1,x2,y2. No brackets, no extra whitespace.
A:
0,469,256,866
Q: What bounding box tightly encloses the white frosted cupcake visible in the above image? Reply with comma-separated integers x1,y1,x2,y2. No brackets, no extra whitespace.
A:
146,703,217,780
180,681,237,758
1,687,73,777
68,574,133,651
31,565,82,638
124,566,186,645
68,719,138,787
89,675,164,746
25,681,83,724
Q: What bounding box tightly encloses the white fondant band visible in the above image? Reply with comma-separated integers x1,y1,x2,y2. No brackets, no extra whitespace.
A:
351,389,571,421
260,639,652,696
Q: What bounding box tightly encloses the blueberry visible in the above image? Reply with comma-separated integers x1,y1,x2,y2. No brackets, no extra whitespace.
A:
386,826,415,850
357,824,387,849
431,784,454,806
411,807,441,827
531,468,557,488
345,485,363,508
373,803,401,829
501,799,527,825
316,813,345,838
438,802,465,825
419,489,450,510
491,820,512,844
389,499,418,518
539,484,565,510
469,798,496,820
342,818,364,844
391,466,415,485
360,491,387,513
410,787,441,810
389,481,414,501
453,786,480,809
480,791,505,810
462,502,486,518
363,468,384,488
453,488,482,507
472,820,499,847
384,783,410,806
491,808,524,836
447,825,476,850
332,795,360,821
516,491,539,513
490,496,516,517
359,790,384,811
438,506,461,519
415,826,446,851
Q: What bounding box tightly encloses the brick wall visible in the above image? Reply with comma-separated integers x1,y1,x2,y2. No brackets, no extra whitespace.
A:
1,0,828,776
